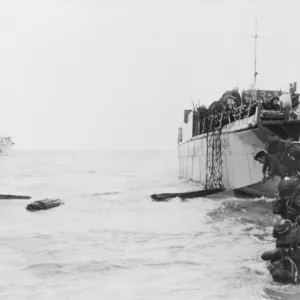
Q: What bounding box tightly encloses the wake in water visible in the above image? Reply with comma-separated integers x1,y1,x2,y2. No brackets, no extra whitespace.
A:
207,197,274,226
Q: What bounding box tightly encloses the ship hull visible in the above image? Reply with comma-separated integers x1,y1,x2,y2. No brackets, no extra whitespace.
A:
178,127,280,198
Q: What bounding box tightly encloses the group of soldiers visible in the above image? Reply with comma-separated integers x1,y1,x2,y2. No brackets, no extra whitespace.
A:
255,136,300,283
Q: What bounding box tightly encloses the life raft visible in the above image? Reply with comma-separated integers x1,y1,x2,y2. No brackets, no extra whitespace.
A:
26,198,64,212
151,188,224,202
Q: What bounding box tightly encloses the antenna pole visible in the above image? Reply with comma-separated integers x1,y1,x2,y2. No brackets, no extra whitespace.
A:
253,18,258,85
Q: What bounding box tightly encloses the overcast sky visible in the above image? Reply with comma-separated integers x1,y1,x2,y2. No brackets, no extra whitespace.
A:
0,0,299,150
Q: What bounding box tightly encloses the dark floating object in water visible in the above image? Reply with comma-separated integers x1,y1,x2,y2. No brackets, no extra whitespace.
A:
0,194,31,199
151,188,225,202
26,199,64,212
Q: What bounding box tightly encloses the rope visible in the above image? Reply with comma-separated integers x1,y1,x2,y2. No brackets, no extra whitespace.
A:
205,120,224,190
270,253,300,283
284,256,299,283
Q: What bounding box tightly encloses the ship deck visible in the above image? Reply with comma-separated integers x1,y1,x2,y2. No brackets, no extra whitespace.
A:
261,119,300,140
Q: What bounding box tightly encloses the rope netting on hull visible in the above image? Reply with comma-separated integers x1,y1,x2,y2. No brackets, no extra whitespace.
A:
205,122,224,190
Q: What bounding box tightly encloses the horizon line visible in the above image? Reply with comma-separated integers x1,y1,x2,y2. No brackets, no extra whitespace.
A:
11,148,178,152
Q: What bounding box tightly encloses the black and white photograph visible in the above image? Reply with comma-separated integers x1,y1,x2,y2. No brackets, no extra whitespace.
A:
1,0,300,299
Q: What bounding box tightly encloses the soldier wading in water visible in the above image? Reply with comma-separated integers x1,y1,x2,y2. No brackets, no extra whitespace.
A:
259,163,300,283
262,177,300,284
256,135,300,283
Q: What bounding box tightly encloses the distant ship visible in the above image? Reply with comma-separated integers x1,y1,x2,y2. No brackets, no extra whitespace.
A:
0,136,14,155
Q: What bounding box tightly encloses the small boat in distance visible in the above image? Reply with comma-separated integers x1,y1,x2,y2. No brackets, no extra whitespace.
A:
0,136,14,155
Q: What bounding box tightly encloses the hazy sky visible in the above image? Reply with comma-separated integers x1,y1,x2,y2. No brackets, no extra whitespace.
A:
0,0,299,150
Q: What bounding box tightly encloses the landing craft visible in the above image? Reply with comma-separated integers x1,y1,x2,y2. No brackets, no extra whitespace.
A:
178,85,300,198
177,21,300,198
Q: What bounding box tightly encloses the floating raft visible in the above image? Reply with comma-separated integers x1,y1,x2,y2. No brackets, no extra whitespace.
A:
151,188,224,202
0,194,31,199
26,198,64,212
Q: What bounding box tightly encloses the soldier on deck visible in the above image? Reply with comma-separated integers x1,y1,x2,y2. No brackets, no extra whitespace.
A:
262,96,281,111
269,97,281,111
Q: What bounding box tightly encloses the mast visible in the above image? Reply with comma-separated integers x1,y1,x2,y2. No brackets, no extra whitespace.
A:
253,18,258,86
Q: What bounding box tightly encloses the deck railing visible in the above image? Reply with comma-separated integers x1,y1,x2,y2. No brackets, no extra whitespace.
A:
192,97,295,137
193,100,258,137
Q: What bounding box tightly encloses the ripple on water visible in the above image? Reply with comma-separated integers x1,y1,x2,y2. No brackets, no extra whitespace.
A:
1,151,300,300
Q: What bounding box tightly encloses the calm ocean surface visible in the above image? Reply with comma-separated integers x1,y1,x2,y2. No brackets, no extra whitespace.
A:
0,150,299,300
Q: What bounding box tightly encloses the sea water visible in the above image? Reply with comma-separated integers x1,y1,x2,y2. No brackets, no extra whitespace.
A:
0,150,299,300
